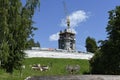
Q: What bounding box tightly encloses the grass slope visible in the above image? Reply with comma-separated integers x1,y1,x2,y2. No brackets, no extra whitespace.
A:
0,58,89,80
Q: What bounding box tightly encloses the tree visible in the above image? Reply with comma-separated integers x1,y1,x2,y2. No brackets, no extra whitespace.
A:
35,41,40,47
90,6,120,74
85,36,97,53
27,38,40,49
0,0,40,74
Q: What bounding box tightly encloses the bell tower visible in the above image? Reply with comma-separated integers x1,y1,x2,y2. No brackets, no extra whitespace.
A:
58,16,76,50
58,2,76,50
58,28,76,50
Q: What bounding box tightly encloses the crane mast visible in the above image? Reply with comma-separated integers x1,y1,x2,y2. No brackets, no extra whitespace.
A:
63,1,70,29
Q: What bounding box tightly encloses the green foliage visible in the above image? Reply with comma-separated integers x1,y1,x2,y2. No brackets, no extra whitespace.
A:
85,36,98,53
27,38,40,49
0,58,89,80
0,0,40,74
89,50,105,74
90,6,120,74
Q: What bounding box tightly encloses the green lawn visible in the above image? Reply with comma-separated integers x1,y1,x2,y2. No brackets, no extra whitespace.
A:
0,58,89,80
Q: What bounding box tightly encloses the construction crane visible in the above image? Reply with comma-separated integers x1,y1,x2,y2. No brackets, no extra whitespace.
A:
63,1,70,29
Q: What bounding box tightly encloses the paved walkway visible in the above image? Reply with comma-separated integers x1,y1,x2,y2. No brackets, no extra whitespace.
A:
26,75,120,80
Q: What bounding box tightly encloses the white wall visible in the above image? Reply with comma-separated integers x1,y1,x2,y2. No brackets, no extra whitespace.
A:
24,50,94,60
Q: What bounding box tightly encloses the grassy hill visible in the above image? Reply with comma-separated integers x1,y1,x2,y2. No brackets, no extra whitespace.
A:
0,58,89,80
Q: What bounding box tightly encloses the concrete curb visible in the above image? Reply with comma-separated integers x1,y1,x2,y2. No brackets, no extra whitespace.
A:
26,75,120,80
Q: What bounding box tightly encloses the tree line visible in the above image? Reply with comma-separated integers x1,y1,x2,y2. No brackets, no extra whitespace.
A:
85,6,120,74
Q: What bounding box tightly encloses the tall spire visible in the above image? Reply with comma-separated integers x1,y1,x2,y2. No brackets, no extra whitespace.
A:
67,16,70,29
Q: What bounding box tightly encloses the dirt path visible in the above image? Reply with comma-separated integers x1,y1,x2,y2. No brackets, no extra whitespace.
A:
26,75,120,80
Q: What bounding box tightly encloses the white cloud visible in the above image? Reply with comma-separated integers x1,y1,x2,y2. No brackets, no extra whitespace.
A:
61,10,88,28
71,28,77,34
49,10,89,41
49,32,59,41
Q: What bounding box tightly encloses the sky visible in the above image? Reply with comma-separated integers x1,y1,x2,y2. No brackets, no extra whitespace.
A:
22,0,120,52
